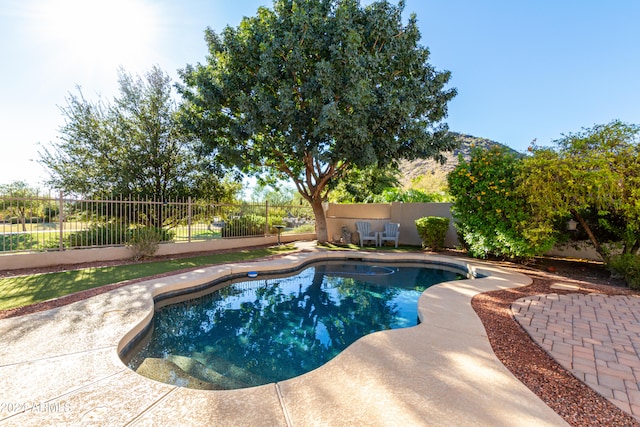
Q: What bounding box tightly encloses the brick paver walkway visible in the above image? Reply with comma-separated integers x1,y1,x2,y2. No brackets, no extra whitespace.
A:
512,294,640,421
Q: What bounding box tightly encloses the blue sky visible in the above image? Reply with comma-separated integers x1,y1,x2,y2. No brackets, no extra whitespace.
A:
1,0,639,188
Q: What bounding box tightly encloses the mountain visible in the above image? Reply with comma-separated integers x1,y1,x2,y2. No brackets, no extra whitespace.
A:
398,132,521,189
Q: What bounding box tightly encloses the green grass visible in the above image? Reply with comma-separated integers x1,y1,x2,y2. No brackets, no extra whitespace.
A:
0,244,296,312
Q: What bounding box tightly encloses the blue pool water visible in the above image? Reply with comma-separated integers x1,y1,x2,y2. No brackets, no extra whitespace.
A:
126,261,465,389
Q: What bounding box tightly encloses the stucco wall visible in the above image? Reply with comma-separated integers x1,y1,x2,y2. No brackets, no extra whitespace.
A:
545,240,625,262
0,233,316,271
325,202,458,247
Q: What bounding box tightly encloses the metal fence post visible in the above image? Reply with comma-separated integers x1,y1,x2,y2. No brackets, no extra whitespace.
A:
188,196,192,243
58,191,64,251
265,200,269,236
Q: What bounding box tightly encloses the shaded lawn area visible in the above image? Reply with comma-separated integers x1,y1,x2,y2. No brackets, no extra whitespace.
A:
0,246,298,312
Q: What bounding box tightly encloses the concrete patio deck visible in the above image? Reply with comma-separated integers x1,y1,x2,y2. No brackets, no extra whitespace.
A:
0,249,568,426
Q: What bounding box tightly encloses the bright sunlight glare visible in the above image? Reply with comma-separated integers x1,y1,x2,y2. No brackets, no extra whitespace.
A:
32,0,159,72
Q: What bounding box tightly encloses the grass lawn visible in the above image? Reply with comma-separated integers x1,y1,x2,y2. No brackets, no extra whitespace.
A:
0,245,297,312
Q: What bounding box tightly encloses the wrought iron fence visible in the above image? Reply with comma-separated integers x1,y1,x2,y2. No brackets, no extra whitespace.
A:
0,193,315,254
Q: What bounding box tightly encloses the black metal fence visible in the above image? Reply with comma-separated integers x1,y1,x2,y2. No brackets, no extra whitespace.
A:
0,193,315,253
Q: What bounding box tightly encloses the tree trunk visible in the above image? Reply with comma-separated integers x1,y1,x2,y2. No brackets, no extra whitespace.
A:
570,209,609,263
311,197,329,243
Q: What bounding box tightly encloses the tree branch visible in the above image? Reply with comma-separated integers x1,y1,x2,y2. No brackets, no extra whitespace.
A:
570,208,609,262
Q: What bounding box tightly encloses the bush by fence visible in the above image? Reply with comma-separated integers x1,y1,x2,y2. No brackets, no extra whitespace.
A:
221,215,266,238
127,226,172,260
2,217,45,224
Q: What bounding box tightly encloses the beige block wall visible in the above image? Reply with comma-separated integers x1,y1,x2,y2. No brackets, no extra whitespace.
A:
326,203,391,219
390,202,458,247
326,202,458,247
0,233,316,271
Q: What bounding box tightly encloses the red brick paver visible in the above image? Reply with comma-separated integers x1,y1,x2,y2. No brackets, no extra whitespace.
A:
513,294,640,422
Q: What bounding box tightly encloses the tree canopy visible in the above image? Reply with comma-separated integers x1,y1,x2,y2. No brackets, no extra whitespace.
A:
328,164,400,203
448,146,555,259
179,0,457,241
0,181,48,232
39,66,237,201
520,120,640,261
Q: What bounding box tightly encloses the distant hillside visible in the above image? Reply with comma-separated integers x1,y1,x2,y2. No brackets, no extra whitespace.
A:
398,132,520,189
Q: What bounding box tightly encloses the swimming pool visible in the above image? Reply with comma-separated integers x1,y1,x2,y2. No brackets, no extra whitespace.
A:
124,260,465,390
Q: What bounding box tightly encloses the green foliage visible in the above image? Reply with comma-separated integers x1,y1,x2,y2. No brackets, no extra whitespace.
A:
521,120,640,262
221,215,266,238
127,226,172,260
371,188,452,203
415,216,449,250
408,169,450,194
130,226,173,243
290,223,316,233
43,206,59,222
329,165,400,203
64,223,173,249
65,223,129,248
0,181,49,232
219,213,289,237
39,66,239,202
267,215,285,233
7,217,43,224
0,233,38,252
179,0,457,241
0,181,41,198
250,183,298,205
398,132,519,195
448,146,555,259
608,254,640,289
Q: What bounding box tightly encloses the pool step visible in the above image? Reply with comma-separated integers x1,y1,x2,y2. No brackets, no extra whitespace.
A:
135,358,216,390
192,351,270,386
167,354,249,389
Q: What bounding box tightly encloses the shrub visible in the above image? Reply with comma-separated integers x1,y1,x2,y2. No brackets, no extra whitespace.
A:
268,215,285,234
221,215,266,237
127,226,173,260
0,233,38,252
65,223,173,250
290,223,315,233
415,216,450,251
608,254,640,289
128,226,173,242
65,223,129,247
448,146,555,259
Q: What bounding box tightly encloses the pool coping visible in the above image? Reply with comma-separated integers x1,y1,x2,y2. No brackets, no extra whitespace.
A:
0,249,569,426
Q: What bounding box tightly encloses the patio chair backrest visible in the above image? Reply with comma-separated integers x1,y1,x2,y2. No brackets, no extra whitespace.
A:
384,222,399,236
356,221,371,235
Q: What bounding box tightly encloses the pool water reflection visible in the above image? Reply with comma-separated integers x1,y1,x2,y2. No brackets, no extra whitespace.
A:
126,261,464,389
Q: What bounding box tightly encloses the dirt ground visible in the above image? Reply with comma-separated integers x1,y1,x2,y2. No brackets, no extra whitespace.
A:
1,249,638,426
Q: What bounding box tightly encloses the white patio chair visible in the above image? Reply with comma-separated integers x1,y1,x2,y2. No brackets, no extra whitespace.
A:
379,222,400,248
355,221,377,247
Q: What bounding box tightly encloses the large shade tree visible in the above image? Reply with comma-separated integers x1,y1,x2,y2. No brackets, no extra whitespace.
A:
40,66,235,201
328,164,400,203
179,0,457,241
